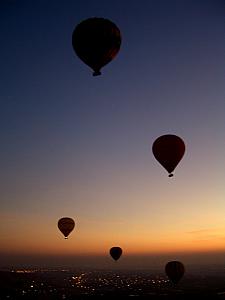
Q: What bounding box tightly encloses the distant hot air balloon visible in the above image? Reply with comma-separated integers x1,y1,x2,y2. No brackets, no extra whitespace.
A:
58,217,75,239
152,134,185,177
165,261,185,284
72,17,121,76
109,247,122,261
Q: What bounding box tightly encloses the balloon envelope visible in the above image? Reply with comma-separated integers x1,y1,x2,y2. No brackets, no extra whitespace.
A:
58,217,75,239
72,17,121,76
152,134,185,177
165,261,185,284
109,247,122,261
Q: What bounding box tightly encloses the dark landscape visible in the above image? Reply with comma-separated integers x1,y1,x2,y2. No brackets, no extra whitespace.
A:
1,266,225,299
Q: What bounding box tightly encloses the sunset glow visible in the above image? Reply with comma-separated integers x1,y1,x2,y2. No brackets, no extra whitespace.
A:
0,0,225,268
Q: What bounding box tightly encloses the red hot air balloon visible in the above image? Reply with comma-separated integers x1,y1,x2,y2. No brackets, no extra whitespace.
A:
58,217,75,239
165,261,185,284
109,247,122,261
72,17,121,76
152,134,185,177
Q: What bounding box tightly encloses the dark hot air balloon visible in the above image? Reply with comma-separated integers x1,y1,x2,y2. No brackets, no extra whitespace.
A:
58,217,75,239
109,246,122,261
152,134,185,177
72,17,121,76
165,261,185,284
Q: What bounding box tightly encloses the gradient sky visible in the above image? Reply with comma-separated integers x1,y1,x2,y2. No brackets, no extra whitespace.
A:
0,0,225,268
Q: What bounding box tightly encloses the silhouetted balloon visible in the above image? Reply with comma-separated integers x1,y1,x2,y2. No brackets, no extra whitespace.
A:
152,134,185,177
165,261,185,284
72,17,121,76
110,247,122,261
58,217,75,239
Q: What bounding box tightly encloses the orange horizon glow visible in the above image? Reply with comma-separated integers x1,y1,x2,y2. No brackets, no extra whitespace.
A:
2,203,225,257
2,228,225,256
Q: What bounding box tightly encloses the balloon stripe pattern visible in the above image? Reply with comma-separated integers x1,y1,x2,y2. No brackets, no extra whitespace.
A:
58,217,75,239
72,17,121,76
165,261,185,284
152,134,185,177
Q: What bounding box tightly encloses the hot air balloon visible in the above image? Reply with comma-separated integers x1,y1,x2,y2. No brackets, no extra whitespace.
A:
58,217,75,239
152,134,185,177
109,246,122,261
72,17,121,76
165,261,185,284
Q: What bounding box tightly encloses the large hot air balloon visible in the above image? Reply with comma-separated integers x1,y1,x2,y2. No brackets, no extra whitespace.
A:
165,261,185,284
152,134,185,177
72,17,121,76
58,217,75,239
109,246,122,261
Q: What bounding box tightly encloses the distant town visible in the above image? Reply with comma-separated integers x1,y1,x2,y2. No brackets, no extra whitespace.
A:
1,266,225,299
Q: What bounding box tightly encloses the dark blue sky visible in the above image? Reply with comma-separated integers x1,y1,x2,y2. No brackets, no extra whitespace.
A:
0,0,225,265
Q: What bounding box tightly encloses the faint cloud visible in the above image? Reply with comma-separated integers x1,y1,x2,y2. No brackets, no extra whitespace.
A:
80,216,125,225
187,229,214,235
186,228,225,241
